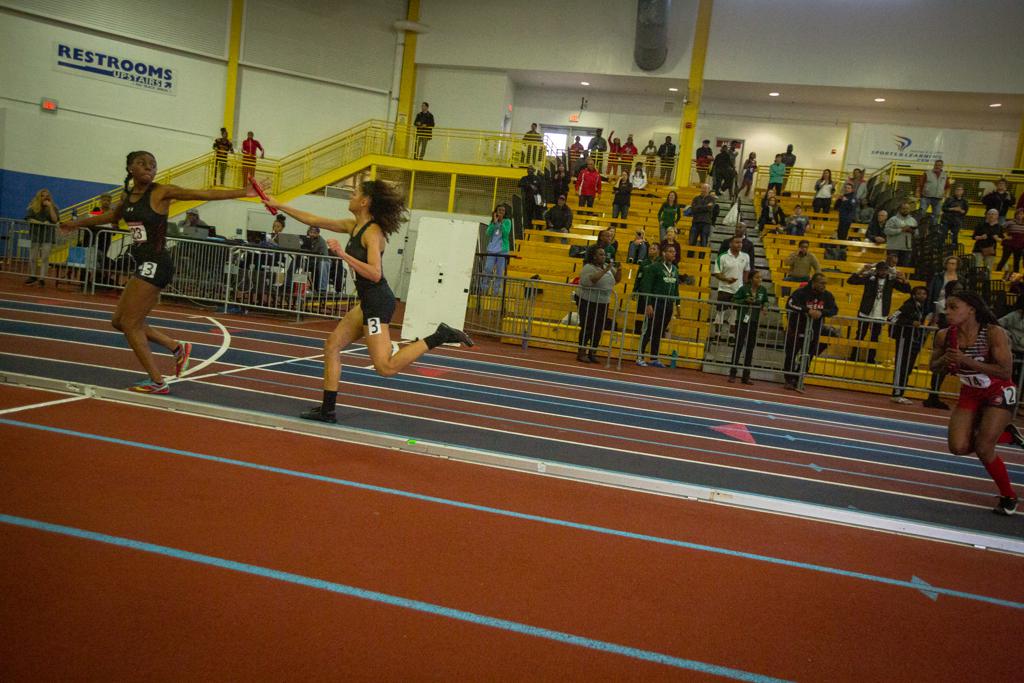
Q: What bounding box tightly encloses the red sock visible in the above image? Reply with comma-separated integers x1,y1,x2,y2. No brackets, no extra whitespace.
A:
997,430,1013,444
983,457,1017,498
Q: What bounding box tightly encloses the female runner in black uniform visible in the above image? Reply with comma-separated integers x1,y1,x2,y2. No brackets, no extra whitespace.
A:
61,150,268,394
265,179,474,423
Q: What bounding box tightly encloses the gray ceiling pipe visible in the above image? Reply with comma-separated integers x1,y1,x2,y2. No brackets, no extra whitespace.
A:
634,0,670,71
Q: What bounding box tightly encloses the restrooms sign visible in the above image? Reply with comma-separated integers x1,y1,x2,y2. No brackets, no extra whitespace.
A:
54,42,176,95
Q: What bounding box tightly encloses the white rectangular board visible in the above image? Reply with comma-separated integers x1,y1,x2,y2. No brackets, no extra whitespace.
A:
401,217,479,341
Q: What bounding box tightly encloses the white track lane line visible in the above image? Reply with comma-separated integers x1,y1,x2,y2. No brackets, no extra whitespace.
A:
0,394,90,415
169,317,231,383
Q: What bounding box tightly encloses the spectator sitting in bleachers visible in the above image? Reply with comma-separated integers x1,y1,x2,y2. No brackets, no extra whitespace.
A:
596,228,618,262
997,207,1024,272
758,195,785,233
729,269,769,385
864,209,888,246
635,243,680,368
659,226,682,266
884,202,917,267
785,204,809,236
630,162,648,191
982,178,1015,221
783,273,838,391
890,286,930,404
718,223,756,266
544,194,573,243
626,230,651,264
812,170,835,214
972,209,1003,270
940,185,968,246
784,240,821,283
834,182,858,240
658,190,682,241
848,261,911,363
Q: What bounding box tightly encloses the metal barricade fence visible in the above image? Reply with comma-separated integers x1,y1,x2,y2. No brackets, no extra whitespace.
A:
464,272,619,365
0,218,95,289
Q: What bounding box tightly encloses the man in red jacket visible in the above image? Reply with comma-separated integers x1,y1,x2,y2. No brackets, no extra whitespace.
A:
240,131,265,184
576,157,602,210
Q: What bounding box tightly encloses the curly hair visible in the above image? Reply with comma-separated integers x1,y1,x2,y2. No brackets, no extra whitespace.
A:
361,179,408,237
124,150,153,194
584,244,606,265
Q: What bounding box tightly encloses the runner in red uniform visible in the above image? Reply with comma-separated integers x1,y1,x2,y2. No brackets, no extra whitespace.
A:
931,291,1020,514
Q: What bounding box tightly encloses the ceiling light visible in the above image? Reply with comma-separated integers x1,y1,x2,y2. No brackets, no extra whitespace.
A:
874,98,886,102
580,81,589,86
768,92,780,97
668,87,679,92
990,103,1002,108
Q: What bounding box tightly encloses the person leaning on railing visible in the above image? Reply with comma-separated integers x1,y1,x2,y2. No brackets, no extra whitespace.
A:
576,245,620,364
782,272,838,391
889,286,930,404
729,269,769,385
23,188,59,286
635,243,679,368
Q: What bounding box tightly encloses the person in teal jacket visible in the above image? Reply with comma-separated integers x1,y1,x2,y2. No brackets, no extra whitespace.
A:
482,204,512,295
768,154,787,194
635,243,680,367
729,269,770,384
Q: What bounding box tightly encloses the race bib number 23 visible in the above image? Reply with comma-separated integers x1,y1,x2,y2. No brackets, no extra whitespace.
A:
128,222,147,243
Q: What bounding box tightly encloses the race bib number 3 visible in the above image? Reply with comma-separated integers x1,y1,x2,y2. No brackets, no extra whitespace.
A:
138,261,158,279
367,317,382,336
128,222,147,243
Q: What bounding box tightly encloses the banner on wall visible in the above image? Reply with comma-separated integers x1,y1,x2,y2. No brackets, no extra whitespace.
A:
53,42,176,95
846,123,1010,169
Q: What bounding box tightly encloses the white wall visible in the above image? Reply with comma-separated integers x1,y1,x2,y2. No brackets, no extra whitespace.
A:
418,0,698,78
705,0,1024,93
416,67,513,132
695,115,847,174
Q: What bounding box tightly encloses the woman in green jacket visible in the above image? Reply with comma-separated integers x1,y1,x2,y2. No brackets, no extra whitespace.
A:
729,269,770,384
482,204,512,295
658,191,681,241
636,243,680,367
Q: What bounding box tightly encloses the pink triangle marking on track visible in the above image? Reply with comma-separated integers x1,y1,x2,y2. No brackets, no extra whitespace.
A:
415,366,450,378
711,422,756,445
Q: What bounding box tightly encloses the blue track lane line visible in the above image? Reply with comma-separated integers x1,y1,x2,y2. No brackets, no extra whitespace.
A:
3,418,1022,611
0,297,942,436
0,513,788,682
0,317,1015,482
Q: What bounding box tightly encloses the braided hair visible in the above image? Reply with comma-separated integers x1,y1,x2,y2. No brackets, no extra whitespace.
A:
360,179,408,238
123,150,153,195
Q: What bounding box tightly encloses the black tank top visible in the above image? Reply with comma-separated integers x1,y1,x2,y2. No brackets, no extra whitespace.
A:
122,185,168,253
345,221,387,290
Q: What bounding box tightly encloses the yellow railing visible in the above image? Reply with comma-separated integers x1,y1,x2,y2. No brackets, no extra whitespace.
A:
873,162,1024,205
751,167,856,197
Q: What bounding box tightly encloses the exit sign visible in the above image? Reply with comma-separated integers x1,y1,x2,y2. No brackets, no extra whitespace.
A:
569,113,580,122
40,97,59,112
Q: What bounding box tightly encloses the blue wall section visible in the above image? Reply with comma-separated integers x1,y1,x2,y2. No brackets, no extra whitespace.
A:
0,169,118,219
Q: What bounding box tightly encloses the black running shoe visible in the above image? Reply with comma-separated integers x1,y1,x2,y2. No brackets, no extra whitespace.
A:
300,405,336,423
922,397,949,410
993,496,1018,516
435,322,475,347
1006,424,1024,449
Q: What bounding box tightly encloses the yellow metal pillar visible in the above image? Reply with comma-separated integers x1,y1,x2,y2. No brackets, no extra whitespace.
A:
678,0,713,188
222,0,245,136
394,0,421,157
1016,113,1024,168
447,173,458,212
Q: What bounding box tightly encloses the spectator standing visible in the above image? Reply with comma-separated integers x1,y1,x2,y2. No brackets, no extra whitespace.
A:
916,159,949,223
940,185,969,246
576,245,620,363
783,273,838,390
658,190,682,241
523,123,544,166
729,269,769,384
301,226,330,293
998,208,1024,271
413,102,435,160
23,189,59,286
784,240,821,283
659,226,682,267
972,209,1003,269
575,157,602,210
635,243,680,367
738,153,757,197
630,162,648,191
607,134,622,175
847,261,911,363
568,136,585,170
834,181,859,240
688,184,715,247
518,166,543,227
786,204,809,236
657,136,677,183
718,223,756,267
695,139,713,185
212,127,233,186
865,209,889,246
711,144,736,196
641,139,658,171
240,131,264,183
982,178,1015,221
890,286,930,403
587,129,608,171
550,161,570,201
884,202,917,266
812,170,835,214
544,194,572,243
620,135,638,170
481,205,512,295
780,144,796,193
611,172,633,221
713,236,751,325
767,155,786,194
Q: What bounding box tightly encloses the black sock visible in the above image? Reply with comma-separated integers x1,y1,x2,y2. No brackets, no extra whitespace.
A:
173,343,181,355
423,331,444,350
322,390,338,413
